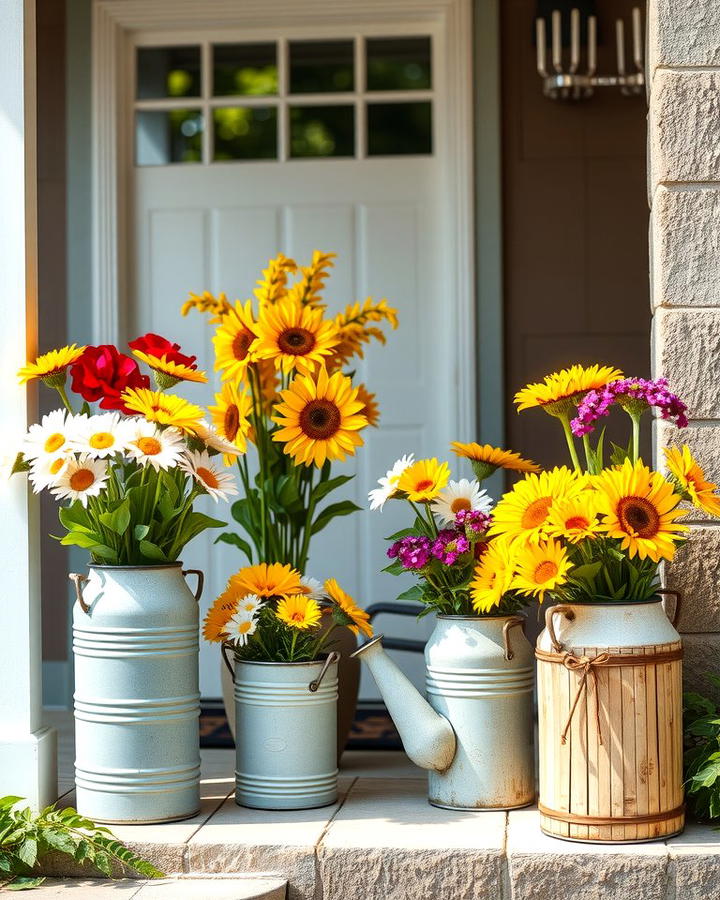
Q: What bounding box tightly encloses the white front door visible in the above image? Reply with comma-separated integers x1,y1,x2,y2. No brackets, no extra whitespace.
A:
123,13,474,697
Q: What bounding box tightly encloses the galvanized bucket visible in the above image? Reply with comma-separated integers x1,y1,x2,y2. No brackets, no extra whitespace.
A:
227,651,339,810
425,615,536,810
70,563,203,824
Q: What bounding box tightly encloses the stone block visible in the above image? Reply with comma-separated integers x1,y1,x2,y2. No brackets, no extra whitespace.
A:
682,633,720,702
651,71,720,185
667,824,720,900
136,877,287,899
652,186,720,309
664,526,720,632
649,0,720,70
653,308,720,419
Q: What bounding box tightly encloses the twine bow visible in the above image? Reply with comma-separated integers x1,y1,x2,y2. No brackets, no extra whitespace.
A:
560,652,610,746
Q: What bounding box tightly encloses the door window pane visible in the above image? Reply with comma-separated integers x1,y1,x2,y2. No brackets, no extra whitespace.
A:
289,41,354,94
136,46,201,99
213,43,278,96
290,105,354,158
367,102,432,156
135,110,203,165
213,107,277,160
366,37,432,91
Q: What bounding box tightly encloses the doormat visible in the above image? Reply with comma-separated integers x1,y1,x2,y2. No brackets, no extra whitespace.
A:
199,699,402,751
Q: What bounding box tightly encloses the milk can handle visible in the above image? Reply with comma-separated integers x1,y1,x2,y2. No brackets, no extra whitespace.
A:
182,568,204,602
68,573,90,614
221,641,235,678
546,604,576,653
503,616,526,660
309,651,340,692
657,588,682,628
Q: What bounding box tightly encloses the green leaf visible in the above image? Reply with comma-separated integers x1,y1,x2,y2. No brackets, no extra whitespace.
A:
311,500,362,535
15,838,37,868
138,540,168,562
311,474,354,503
569,562,602,582
384,527,418,542
93,850,112,876
4,876,46,890
382,560,405,576
134,524,150,541
58,503,92,531
395,584,425,604
99,500,131,536
42,829,77,856
0,798,23,812
214,533,253,562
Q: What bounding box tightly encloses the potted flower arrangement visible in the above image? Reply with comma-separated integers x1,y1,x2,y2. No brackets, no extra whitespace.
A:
182,250,396,748
353,445,541,810
13,336,239,824
503,364,705,843
203,561,371,809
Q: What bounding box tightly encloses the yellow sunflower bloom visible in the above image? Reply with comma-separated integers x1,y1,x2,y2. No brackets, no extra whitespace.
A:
251,297,339,375
229,562,303,599
470,540,517,613
514,364,623,416
664,445,720,518
545,492,603,543
397,458,451,502
324,578,373,637
120,387,205,433
451,441,540,480
512,538,573,601
272,366,368,468
131,349,208,387
489,466,585,542
355,384,380,428
276,594,322,630
213,300,257,383
208,381,253,464
17,344,86,386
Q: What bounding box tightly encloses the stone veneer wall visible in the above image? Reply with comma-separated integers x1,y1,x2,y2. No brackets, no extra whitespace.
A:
649,1,720,700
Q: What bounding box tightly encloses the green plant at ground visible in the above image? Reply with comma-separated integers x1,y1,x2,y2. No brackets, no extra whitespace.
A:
0,796,164,890
683,675,720,820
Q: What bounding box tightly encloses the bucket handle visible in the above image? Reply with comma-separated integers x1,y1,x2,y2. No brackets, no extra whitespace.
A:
656,588,682,628
546,604,576,653
221,641,235,677
68,573,90,614
309,651,340,693
182,568,204,602
502,615,526,660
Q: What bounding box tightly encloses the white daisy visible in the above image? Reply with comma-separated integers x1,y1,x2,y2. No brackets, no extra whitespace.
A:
235,593,264,616
28,452,70,493
368,453,415,511
193,421,243,459
22,409,73,460
226,610,259,647
179,449,238,502
299,576,324,600
430,478,493,525
51,454,109,507
126,422,185,471
68,413,135,458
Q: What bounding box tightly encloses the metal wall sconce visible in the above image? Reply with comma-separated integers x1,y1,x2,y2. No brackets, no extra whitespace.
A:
536,6,645,100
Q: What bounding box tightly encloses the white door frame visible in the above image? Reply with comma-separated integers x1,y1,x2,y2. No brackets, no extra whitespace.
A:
92,0,479,441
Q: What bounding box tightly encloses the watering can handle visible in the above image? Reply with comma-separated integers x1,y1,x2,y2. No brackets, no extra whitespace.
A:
221,641,235,677
656,588,682,628
68,573,90,614
309,651,340,692
503,616,526,661
546,604,576,653
182,569,204,602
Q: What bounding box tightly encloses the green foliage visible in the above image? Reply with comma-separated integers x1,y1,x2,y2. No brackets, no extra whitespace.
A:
684,676,720,821
0,796,164,890
559,537,662,604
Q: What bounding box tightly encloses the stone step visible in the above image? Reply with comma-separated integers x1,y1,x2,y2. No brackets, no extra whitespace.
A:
17,877,287,899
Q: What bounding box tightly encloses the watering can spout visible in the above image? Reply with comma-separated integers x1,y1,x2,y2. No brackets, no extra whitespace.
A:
351,635,456,773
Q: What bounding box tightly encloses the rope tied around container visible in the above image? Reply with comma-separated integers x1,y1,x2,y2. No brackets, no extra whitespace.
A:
559,651,610,745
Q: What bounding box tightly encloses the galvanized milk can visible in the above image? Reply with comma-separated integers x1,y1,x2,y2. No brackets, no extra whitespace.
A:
353,615,536,810
70,563,203,824
230,652,339,810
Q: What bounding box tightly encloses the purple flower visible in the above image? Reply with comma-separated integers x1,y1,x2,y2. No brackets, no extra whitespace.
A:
431,529,471,566
454,508,492,536
570,377,688,437
388,535,433,570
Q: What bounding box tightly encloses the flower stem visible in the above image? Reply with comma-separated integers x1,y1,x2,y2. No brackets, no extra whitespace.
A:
55,383,74,414
631,414,641,463
559,413,582,472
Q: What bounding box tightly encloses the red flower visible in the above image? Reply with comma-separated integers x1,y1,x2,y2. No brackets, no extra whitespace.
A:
128,333,197,368
70,345,150,413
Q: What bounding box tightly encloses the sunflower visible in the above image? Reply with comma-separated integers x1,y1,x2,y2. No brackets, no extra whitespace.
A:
17,344,86,386
397,458,451,503
355,384,380,428
512,538,573,601
272,367,368,468
594,459,688,562
451,441,540,481
179,450,238,502
276,594,322,630
120,387,205,433
324,578,373,637
251,297,339,375
213,300,257,383
514,364,623,416
664,445,720,518
131,348,208,387
208,381,253,464
489,467,584,542
545,492,603,543
470,540,517,613
229,562,303,599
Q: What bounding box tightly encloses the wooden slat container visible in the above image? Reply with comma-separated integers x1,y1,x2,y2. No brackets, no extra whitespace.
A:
536,599,684,843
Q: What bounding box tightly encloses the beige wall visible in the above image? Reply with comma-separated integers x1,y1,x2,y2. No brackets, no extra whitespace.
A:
649,0,720,697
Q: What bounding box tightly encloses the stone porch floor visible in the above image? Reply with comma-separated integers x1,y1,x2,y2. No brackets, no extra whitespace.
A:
41,710,720,899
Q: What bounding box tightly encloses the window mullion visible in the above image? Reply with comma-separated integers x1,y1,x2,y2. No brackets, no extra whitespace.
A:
277,36,288,162
355,35,365,160
201,41,212,164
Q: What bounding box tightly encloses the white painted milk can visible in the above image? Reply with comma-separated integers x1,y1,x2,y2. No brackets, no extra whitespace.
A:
70,563,203,824
228,652,339,810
